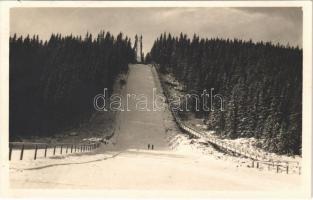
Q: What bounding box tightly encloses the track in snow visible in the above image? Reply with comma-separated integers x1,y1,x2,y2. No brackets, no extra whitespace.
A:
9,64,302,192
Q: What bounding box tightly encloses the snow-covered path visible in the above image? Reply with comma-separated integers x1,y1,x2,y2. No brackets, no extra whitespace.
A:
108,64,169,151
9,64,302,192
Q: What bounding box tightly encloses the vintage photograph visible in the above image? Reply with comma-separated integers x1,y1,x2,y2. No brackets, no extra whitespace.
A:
0,1,312,198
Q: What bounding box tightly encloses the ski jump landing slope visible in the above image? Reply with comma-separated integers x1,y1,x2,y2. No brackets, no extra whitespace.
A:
10,64,302,193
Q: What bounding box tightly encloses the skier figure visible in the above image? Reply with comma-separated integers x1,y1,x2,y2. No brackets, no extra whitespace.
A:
151,144,154,150
148,144,150,150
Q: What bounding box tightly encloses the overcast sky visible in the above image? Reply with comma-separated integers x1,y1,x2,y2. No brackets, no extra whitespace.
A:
10,7,302,53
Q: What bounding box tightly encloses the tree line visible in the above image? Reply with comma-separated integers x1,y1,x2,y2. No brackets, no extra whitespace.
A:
149,33,302,155
10,31,135,139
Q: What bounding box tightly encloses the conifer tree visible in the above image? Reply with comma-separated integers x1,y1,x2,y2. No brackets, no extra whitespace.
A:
149,33,302,155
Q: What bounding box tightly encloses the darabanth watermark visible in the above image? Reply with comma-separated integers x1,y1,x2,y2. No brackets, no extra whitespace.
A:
93,88,224,112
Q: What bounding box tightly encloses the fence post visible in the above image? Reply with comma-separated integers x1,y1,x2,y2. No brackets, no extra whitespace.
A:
252,160,254,168
299,166,301,175
53,146,56,155
44,145,48,158
286,165,289,174
9,145,12,161
20,144,24,160
34,145,38,160
256,162,259,168
66,145,68,154
276,165,279,173
71,145,73,153
60,145,63,154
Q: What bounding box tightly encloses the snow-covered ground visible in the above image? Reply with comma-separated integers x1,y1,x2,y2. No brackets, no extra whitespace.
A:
9,64,303,192
160,72,301,170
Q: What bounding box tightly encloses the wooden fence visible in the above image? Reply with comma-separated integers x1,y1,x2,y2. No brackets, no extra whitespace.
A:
9,70,130,162
153,64,301,175
9,141,101,161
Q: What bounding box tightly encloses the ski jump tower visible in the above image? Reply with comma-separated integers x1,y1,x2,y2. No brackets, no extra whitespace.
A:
134,35,143,63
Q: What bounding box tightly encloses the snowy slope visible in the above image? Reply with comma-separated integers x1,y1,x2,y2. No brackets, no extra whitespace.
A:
10,64,302,192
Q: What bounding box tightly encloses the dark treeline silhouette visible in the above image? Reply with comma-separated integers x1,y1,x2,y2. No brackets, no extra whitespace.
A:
149,33,302,155
10,31,135,139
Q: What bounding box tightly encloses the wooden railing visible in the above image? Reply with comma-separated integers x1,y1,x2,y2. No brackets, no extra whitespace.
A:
9,69,131,162
152,64,301,175
176,119,301,174
9,141,101,161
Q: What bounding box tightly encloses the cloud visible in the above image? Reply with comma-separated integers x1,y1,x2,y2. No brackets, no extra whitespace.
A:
10,7,302,53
